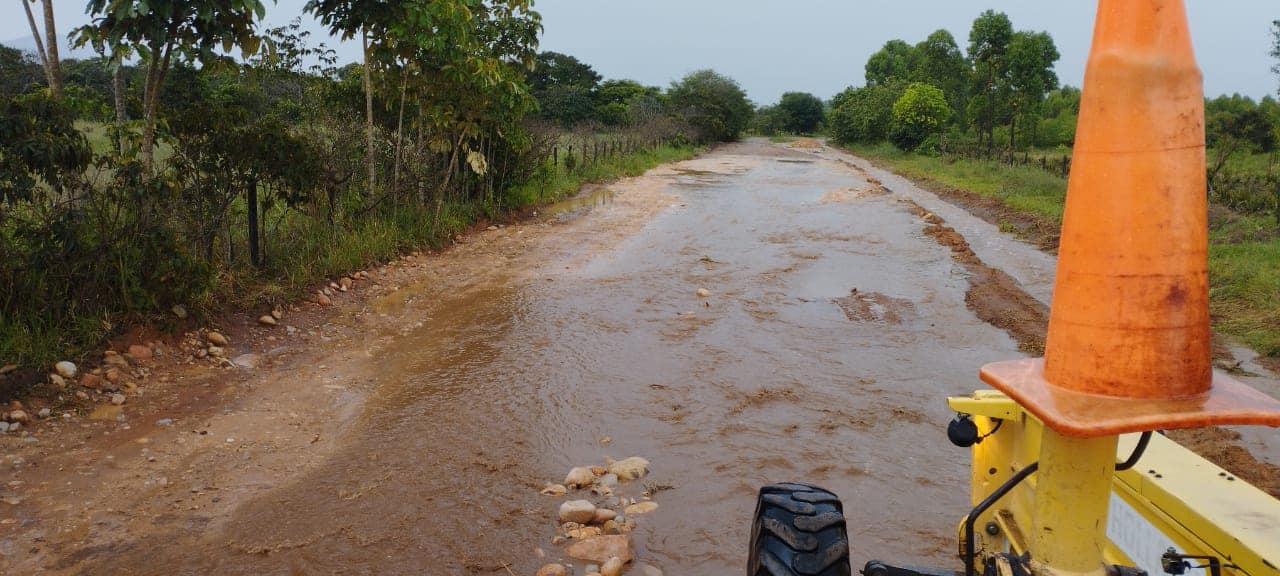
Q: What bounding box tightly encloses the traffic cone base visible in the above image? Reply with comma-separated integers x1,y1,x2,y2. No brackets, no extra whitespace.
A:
981,358,1280,438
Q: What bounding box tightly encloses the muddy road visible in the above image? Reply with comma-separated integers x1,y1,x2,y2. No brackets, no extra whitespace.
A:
2,140,1271,575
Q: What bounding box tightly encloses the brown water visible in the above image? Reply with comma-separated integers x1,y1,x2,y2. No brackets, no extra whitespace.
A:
12,141,1029,575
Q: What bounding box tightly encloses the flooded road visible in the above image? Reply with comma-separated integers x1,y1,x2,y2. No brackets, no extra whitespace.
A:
8,140,1036,574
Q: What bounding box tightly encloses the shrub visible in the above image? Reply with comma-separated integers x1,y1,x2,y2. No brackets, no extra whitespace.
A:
890,82,951,151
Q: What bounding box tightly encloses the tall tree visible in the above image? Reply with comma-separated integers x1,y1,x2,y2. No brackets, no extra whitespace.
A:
1271,20,1279,96
304,0,398,198
76,0,268,174
21,0,64,98
1006,30,1059,148
913,29,968,123
865,40,916,87
967,10,1013,148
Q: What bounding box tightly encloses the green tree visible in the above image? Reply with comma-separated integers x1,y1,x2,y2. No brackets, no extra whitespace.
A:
890,82,950,151
0,91,91,205
752,105,788,136
528,51,600,93
865,39,916,86
778,91,825,134
76,0,269,174
595,79,661,127
1005,30,1059,148
0,46,45,96
967,10,1013,148
913,29,968,123
828,83,903,145
668,70,753,142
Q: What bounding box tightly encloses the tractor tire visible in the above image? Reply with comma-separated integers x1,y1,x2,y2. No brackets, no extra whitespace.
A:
748,482,851,576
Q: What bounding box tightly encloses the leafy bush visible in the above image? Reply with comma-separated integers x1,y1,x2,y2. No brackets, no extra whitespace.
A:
828,83,903,145
778,92,825,134
890,82,951,151
668,70,753,142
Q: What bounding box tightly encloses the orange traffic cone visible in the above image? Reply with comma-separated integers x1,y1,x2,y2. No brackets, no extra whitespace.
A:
1043,0,1209,399
979,0,1280,437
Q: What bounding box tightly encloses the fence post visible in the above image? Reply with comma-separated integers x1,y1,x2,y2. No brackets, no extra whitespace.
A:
553,146,558,167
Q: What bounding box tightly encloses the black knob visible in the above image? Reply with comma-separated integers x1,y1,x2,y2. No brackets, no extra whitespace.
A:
948,414,980,448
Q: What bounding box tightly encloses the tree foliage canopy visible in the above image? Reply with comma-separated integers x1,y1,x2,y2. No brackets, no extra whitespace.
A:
668,70,753,142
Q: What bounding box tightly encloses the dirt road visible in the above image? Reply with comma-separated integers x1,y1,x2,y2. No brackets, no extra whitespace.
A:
1,139,1274,575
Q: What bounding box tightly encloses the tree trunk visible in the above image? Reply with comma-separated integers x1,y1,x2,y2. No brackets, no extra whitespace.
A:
141,61,161,175
392,75,407,206
362,28,376,199
248,177,260,267
22,0,51,82
113,54,127,153
1009,114,1016,151
40,0,63,99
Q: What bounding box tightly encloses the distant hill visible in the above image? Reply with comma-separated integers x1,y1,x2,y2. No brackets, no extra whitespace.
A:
2,34,98,60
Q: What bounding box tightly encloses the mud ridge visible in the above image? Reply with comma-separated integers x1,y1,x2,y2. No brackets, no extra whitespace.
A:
905,201,1049,355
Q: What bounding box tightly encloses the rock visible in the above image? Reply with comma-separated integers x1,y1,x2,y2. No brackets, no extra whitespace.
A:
7,410,29,423
487,225,498,231
127,344,153,361
7,422,19,432
601,557,626,576
559,499,597,524
339,277,353,291
206,332,229,346
80,373,102,389
0,365,16,376
637,564,664,576
591,508,617,524
105,368,121,384
568,526,602,539
0,422,8,433
624,501,659,515
315,293,332,306
74,391,89,400
536,564,568,576
607,457,650,481
48,373,66,388
258,315,278,327
271,308,283,320
103,353,129,367
194,348,209,359
566,535,633,565
156,418,174,427
598,473,618,488
590,465,607,476
696,288,711,298
110,394,126,406
207,346,225,358
171,304,189,319
54,361,77,379
37,408,51,418
231,354,260,369
565,466,596,488
540,484,568,497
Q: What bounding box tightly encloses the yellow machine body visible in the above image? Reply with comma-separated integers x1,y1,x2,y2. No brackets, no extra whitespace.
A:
949,391,1280,576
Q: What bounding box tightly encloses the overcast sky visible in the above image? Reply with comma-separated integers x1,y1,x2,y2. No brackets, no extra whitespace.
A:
5,1,1276,104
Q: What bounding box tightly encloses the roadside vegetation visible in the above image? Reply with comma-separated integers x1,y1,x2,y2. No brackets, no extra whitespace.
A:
0,1,760,391
835,14,1280,362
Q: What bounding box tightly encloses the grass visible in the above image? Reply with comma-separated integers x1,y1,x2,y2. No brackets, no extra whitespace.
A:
847,142,1280,362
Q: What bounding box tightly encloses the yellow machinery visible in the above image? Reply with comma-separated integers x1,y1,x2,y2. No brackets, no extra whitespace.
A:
748,2,1280,576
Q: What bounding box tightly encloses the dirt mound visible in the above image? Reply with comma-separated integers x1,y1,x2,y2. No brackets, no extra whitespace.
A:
820,184,889,203
833,288,916,324
787,137,823,149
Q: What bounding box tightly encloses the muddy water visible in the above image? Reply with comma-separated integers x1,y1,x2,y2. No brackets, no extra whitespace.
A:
62,142,1028,574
